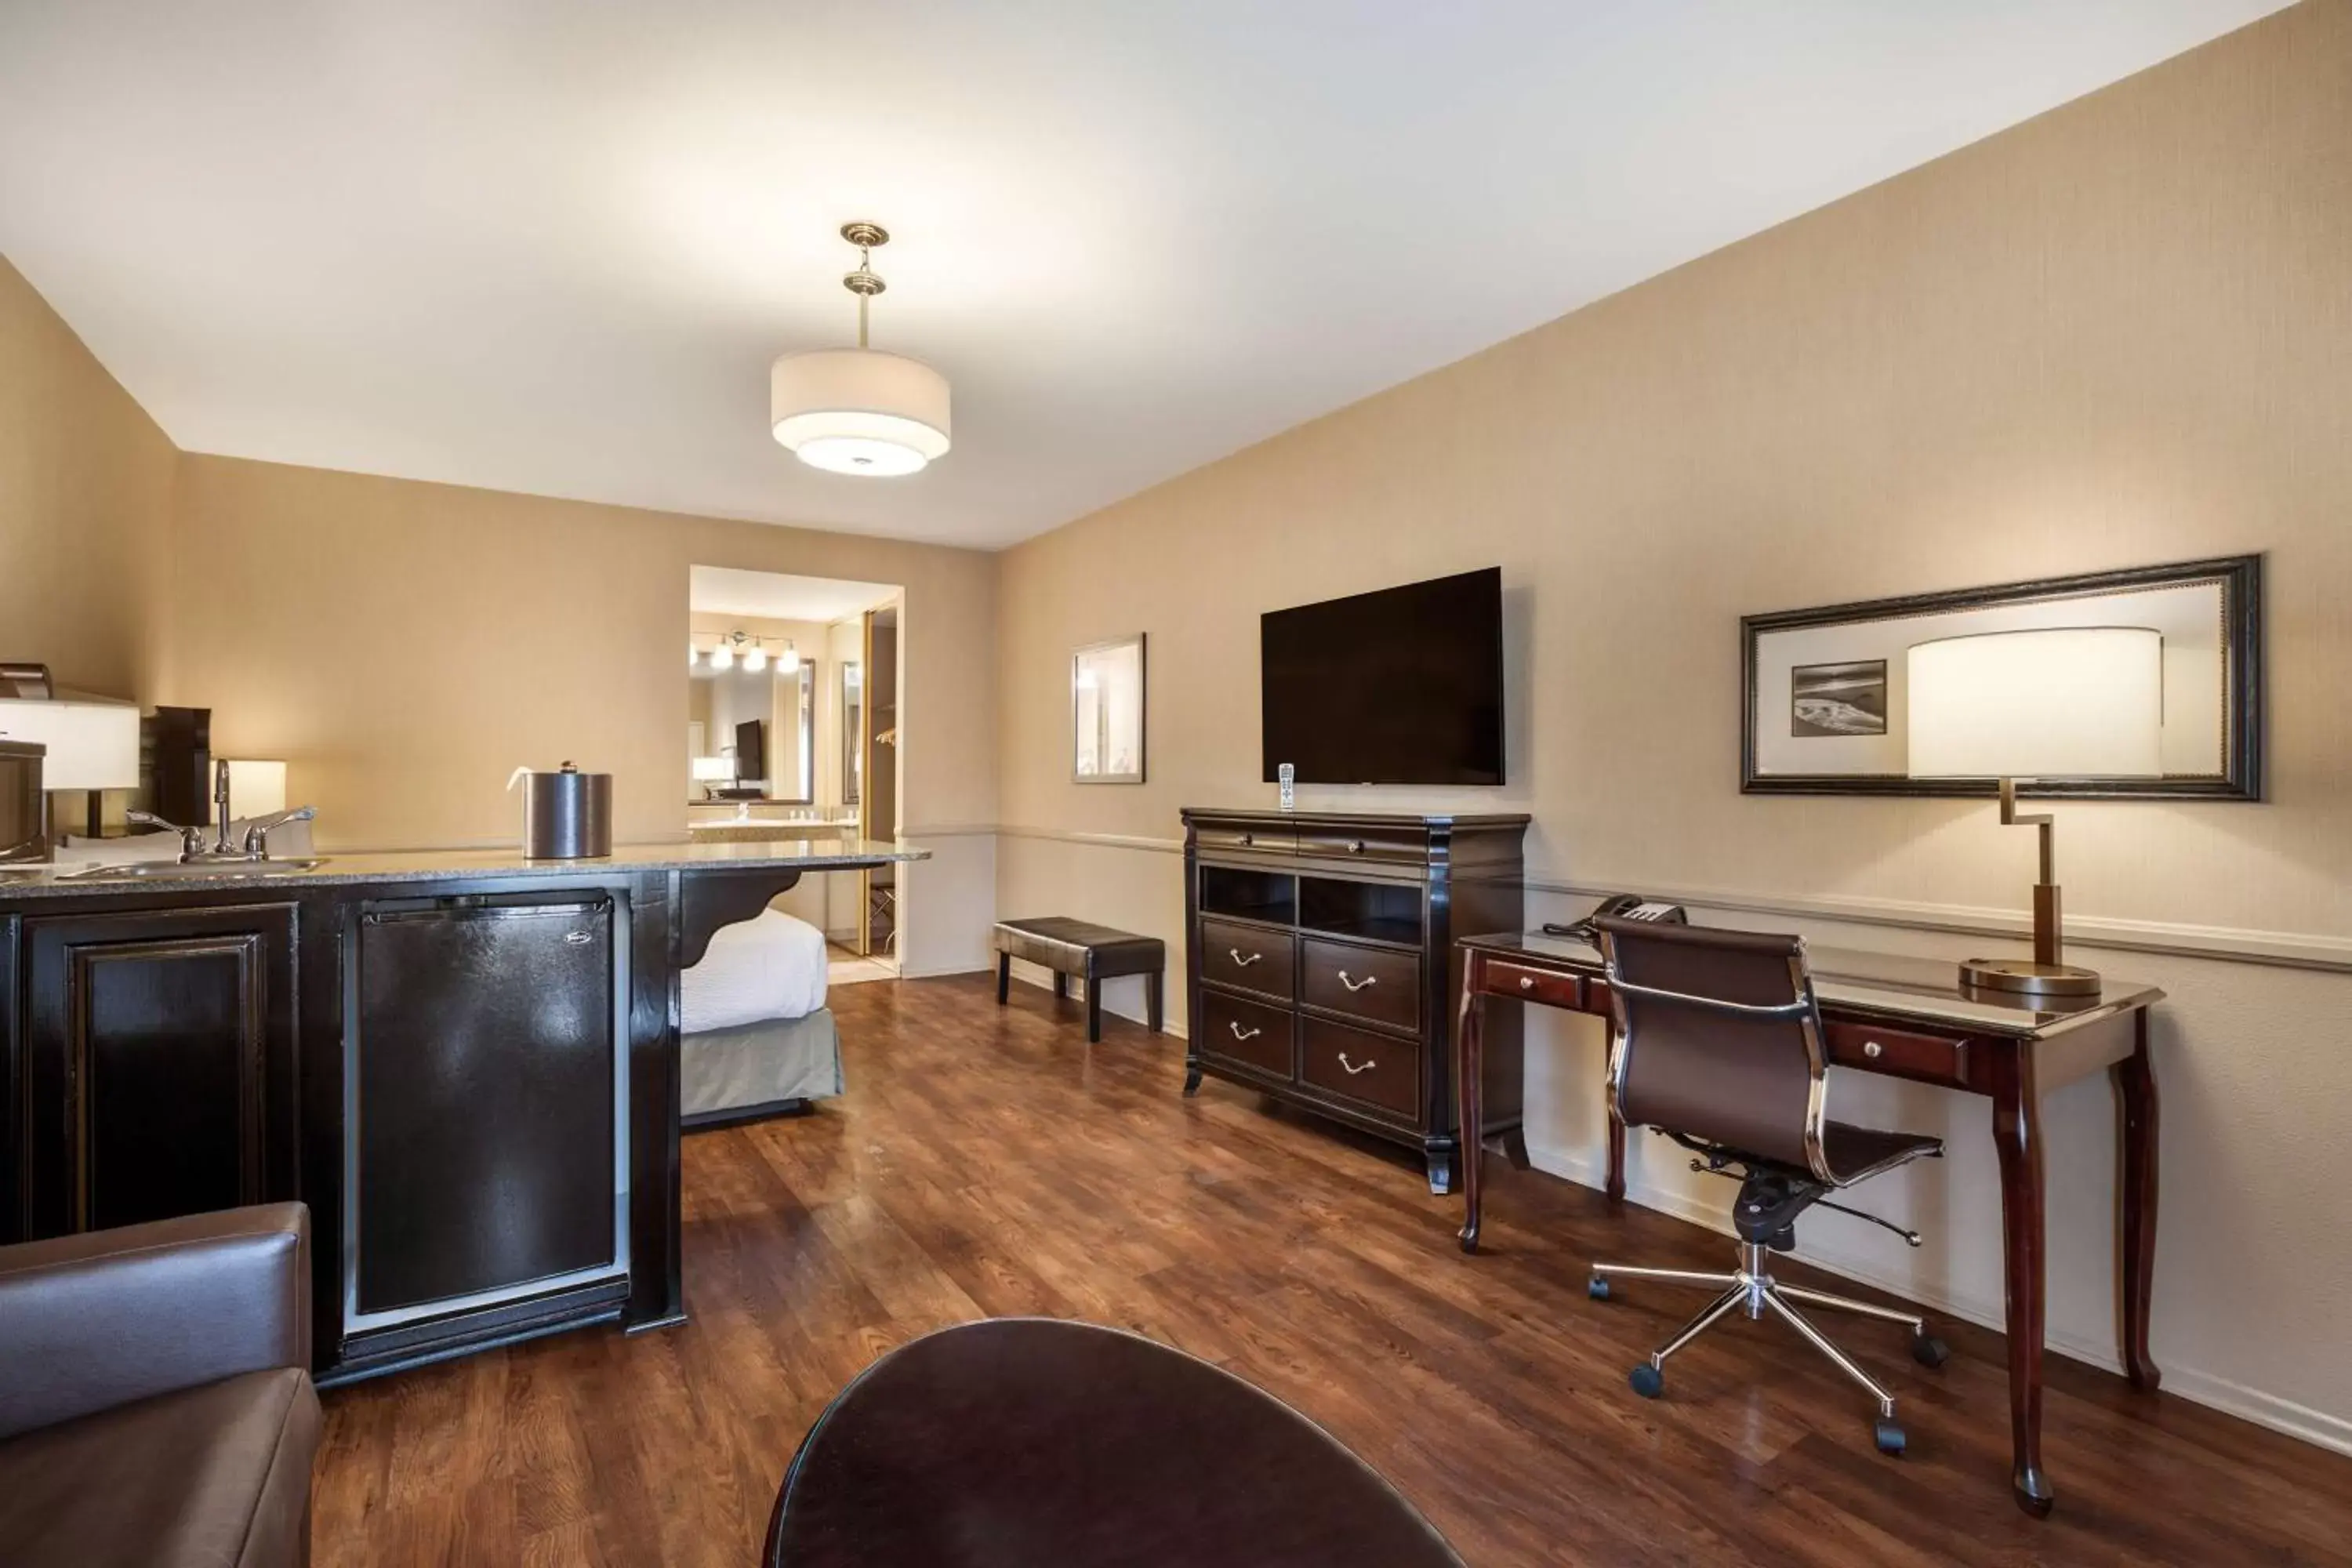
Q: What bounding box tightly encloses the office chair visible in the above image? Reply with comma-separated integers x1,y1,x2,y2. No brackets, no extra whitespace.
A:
1585,916,1948,1455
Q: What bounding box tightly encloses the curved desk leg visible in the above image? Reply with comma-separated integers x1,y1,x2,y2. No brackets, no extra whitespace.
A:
1455,956,1486,1254
1993,1047,2054,1517
2115,1010,2162,1390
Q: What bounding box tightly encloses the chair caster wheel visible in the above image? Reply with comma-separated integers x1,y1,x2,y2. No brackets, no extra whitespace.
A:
1911,1333,1949,1370
1875,1419,1907,1456
1588,1277,1611,1301
1628,1363,1664,1399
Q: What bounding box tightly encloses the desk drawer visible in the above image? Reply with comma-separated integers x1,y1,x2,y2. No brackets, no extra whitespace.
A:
1483,958,1587,1013
1197,823,1294,857
1300,1015,1419,1121
1827,1021,1970,1089
1200,919,1293,1000
1300,938,1420,1033
1297,824,1427,866
1198,989,1294,1080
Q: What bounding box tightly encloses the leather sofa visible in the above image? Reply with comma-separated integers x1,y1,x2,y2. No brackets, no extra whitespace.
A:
0,1203,321,1566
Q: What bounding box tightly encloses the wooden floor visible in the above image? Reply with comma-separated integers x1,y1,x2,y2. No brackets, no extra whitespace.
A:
316,975,2352,1566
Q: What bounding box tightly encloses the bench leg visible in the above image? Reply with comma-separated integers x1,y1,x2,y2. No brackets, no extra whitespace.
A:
996,952,1010,1005
1087,978,1103,1044
1148,971,1163,1034
1053,971,1069,1000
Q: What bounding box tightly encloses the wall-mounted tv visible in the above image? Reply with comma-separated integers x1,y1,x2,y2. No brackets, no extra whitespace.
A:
1261,566,1504,786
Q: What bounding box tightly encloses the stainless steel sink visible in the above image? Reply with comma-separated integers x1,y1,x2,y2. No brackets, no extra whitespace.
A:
60,858,329,881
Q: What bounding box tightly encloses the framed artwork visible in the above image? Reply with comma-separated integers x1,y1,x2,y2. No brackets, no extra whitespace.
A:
1741,555,2262,799
1073,634,1146,784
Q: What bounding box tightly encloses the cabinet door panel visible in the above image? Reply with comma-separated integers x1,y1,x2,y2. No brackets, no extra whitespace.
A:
21,905,296,1238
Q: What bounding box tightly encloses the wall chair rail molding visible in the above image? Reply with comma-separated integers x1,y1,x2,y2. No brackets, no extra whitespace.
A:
1740,555,2262,800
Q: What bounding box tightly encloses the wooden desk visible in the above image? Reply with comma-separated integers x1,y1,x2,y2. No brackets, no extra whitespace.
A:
1452,928,2165,1518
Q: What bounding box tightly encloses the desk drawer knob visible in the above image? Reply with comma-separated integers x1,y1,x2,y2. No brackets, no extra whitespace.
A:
1228,1022,1262,1042
1229,949,1262,968
1237,833,1254,847
1346,840,1366,854
1338,970,1377,993
1864,1040,1884,1060
1338,1052,1376,1076
1519,975,1536,991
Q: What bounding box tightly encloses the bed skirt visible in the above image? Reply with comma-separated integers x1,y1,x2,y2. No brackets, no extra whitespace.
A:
681,1007,841,1131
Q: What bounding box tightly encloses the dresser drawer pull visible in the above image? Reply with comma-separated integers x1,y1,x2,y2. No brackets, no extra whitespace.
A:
564,931,593,946
1338,1052,1376,1076
1237,833,1254,847
1346,840,1366,854
1338,969,1377,993
1864,1040,1884,1060
1519,975,1536,991
1227,1022,1263,1042
1228,949,1262,968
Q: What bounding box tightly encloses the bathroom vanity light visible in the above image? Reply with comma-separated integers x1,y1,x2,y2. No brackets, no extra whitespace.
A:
769,223,952,477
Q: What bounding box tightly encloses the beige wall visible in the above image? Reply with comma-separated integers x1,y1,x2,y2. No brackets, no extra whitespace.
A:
996,5,2352,1450
162,456,999,974
0,255,175,699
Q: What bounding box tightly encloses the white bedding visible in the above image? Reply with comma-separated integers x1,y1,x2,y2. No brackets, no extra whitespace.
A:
682,908,829,1034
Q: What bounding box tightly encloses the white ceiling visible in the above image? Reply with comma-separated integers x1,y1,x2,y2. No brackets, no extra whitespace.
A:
0,2,2285,550
689,565,895,624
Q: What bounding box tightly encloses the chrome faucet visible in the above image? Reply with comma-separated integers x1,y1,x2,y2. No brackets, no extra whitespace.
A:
241,806,316,858
125,809,210,862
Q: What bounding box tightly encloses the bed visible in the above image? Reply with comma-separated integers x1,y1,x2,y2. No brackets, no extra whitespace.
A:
680,907,842,1131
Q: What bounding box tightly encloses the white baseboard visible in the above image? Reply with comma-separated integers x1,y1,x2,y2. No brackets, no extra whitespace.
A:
1522,1135,2352,1459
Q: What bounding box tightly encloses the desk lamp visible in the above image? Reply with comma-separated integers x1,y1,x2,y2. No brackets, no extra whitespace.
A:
1905,626,2161,998
0,695,143,840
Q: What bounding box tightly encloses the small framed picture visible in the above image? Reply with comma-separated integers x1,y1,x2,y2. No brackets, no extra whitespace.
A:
1073,634,1145,784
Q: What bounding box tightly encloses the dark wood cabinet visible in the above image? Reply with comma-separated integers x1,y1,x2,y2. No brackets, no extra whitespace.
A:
13,903,297,1240
1181,809,1526,1192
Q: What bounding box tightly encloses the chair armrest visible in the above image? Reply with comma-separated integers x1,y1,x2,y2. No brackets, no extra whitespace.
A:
0,1202,310,1441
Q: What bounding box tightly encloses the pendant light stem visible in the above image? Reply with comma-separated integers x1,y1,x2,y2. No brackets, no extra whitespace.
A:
859,289,869,349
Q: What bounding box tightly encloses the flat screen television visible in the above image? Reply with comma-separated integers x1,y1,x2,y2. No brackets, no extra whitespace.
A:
1261,566,1504,786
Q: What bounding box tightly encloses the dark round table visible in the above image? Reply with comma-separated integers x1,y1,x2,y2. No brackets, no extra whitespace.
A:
764,1317,1465,1567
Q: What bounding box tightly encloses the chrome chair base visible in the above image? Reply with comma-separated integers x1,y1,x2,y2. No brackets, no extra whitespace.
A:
1591,1241,1947,1455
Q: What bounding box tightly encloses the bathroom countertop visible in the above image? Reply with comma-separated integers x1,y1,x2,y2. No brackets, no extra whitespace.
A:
0,836,929,899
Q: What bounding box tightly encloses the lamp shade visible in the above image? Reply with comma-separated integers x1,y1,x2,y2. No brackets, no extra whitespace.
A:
691,755,736,782
770,348,951,477
224,759,288,818
1907,627,2163,779
0,698,141,790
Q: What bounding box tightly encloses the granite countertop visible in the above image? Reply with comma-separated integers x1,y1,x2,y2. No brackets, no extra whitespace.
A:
0,836,929,898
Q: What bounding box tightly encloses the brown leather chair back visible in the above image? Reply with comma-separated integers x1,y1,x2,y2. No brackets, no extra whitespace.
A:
1595,918,1829,1179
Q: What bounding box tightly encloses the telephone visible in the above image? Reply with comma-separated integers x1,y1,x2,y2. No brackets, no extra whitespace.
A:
1544,893,1689,945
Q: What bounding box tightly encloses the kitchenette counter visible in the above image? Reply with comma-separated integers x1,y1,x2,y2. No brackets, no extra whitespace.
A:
0,834,921,1388
0,835,927,897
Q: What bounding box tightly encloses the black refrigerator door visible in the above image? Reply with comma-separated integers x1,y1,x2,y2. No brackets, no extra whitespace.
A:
351,895,619,1319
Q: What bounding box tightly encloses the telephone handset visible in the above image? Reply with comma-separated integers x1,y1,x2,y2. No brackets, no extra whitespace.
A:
1543,893,1690,945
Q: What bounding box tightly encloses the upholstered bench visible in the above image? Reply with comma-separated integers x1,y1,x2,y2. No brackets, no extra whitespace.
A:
993,916,1165,1043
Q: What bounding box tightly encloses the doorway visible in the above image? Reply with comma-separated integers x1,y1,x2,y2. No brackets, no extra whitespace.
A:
688,566,904,982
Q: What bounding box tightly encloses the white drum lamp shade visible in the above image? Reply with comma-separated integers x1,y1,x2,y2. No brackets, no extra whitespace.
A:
1907,627,2163,780
691,756,736,782
770,348,951,477
225,759,289,818
0,697,142,790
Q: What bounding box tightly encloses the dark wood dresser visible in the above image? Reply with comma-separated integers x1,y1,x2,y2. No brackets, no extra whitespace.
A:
1180,808,1528,1192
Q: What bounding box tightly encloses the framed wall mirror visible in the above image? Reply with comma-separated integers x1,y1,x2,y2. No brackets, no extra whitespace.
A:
840,659,862,809
688,651,816,804
1073,633,1146,784
1741,554,2262,799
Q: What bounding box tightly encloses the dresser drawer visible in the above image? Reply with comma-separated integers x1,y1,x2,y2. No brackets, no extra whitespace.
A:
1299,938,1421,1033
1300,1016,1419,1121
1196,822,1295,857
1826,1020,1970,1089
1484,959,1587,1013
1198,989,1294,1080
1296,823,1428,866
1200,919,1294,1000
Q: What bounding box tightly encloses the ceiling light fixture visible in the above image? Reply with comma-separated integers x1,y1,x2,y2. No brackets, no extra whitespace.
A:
769,222,952,477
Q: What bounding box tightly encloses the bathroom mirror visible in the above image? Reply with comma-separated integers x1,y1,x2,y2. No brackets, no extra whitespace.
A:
840,660,862,808
688,656,815,804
